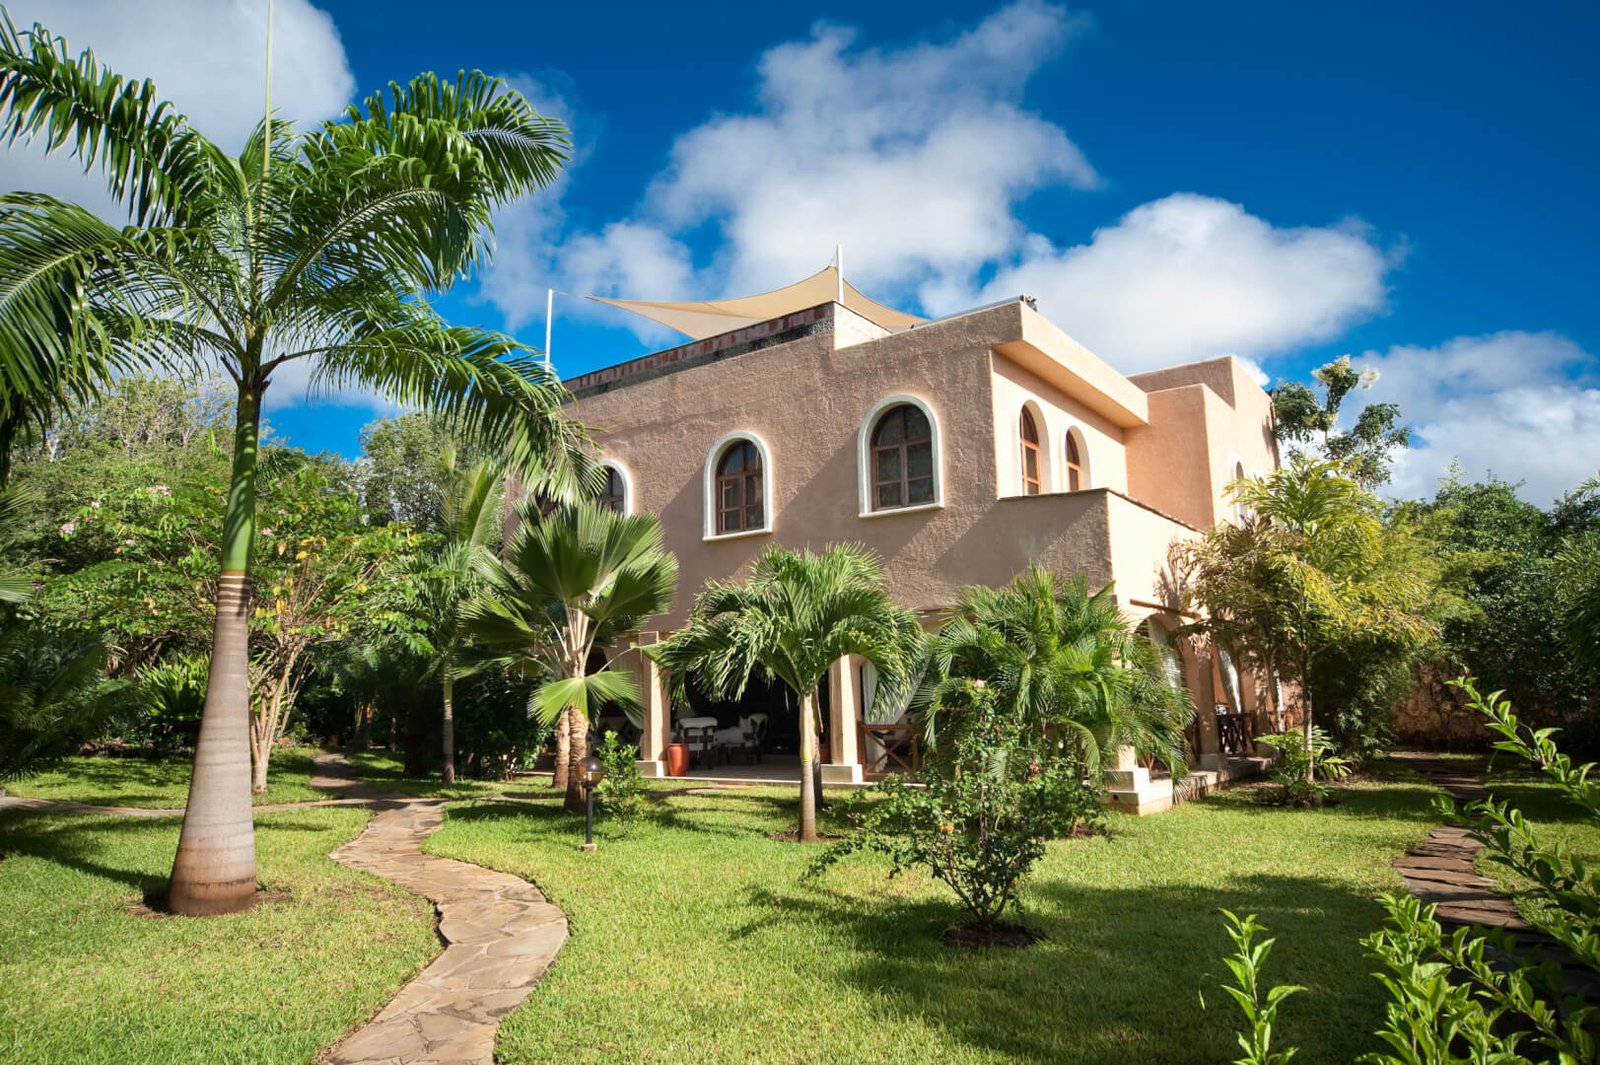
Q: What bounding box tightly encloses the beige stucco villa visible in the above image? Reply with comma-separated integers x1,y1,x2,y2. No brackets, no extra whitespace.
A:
559,268,1284,812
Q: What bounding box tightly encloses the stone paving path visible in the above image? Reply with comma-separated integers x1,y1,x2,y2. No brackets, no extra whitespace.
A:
321,801,568,1065
1,752,570,1065
1386,752,1527,930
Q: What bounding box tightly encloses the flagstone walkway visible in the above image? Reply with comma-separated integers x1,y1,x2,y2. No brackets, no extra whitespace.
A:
1,752,569,1065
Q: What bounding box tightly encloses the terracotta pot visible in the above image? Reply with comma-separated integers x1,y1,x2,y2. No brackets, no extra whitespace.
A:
666,743,690,777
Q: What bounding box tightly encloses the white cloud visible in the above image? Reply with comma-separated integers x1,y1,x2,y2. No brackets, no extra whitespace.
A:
1,0,354,218
648,1,1097,292
479,0,1100,333
1356,332,1600,504
478,2,1395,376
945,194,1392,372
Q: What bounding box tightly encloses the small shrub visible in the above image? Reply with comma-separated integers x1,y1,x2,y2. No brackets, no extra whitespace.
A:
811,681,1103,940
1207,910,1303,1065
594,730,644,834
1257,727,1352,806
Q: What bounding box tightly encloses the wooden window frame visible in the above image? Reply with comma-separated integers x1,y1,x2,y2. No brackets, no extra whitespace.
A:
598,465,627,514
1065,432,1083,492
1020,408,1042,495
870,404,935,512
715,441,764,535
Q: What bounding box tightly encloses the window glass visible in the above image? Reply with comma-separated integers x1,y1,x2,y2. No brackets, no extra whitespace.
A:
870,403,937,512
714,440,764,534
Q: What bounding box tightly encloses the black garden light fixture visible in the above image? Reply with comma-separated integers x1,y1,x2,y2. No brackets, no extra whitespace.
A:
578,754,605,851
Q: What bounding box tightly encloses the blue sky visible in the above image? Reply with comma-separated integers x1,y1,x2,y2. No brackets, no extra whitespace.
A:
4,1,1598,501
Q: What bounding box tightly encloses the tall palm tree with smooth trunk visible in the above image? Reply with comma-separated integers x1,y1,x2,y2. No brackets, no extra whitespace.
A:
0,18,588,913
463,500,677,812
652,544,923,842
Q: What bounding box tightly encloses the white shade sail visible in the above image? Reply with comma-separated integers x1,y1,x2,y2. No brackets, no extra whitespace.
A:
588,265,925,340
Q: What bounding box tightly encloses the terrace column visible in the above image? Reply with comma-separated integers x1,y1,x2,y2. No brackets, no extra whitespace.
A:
625,630,670,778
822,655,865,785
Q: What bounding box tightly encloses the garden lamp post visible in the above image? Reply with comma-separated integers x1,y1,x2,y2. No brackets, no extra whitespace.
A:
578,754,605,852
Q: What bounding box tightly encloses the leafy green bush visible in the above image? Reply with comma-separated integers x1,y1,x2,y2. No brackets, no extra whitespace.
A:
133,654,208,749
1257,727,1352,806
812,681,1103,939
594,730,644,834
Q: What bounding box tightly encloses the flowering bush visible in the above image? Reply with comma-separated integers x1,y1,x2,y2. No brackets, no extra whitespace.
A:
812,681,1103,939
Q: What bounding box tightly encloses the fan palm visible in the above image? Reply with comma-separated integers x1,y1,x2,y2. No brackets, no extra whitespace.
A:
0,18,588,913
652,544,924,842
463,500,677,812
917,565,1194,779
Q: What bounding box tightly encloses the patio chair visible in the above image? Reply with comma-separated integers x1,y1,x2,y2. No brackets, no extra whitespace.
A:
677,716,720,768
719,713,767,765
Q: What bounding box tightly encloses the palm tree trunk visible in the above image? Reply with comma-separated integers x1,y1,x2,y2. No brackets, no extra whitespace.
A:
441,671,456,786
553,706,572,790
563,707,588,813
798,691,819,842
167,379,262,916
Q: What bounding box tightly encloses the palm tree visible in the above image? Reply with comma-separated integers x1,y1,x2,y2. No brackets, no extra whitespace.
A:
652,544,923,842
463,500,677,812
917,565,1193,779
0,18,588,914
389,450,505,785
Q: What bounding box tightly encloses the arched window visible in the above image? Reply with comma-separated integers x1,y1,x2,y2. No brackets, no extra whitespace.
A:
870,404,935,511
598,465,627,513
1065,431,1084,491
715,440,764,534
1019,408,1042,495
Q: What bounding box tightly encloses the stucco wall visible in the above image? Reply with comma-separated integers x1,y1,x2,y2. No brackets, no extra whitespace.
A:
569,305,1044,627
989,353,1130,497
1125,356,1279,529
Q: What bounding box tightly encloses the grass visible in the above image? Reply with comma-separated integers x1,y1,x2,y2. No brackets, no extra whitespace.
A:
6,748,327,808
425,767,1443,1065
0,806,438,1065
344,749,534,799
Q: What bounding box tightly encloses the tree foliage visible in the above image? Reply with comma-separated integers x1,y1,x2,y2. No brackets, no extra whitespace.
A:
465,499,677,810
1181,457,1435,764
1272,355,1411,488
653,543,922,842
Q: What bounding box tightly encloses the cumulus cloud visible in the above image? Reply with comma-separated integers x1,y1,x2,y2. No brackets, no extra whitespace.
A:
941,194,1393,372
1,0,355,220
1355,332,1600,504
480,1,1394,374
480,0,1099,333
648,0,1097,291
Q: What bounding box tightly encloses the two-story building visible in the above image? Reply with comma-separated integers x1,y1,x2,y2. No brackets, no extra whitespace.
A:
558,267,1282,811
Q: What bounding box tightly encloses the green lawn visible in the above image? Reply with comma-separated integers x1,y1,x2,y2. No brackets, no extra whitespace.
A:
344,749,540,800
6,748,326,808
0,806,437,1065
425,768,1442,1065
